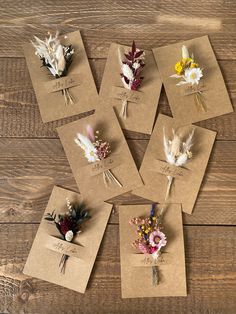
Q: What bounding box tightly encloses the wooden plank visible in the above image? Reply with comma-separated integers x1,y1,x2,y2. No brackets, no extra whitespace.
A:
3,27,236,59
1,0,236,60
0,57,235,140
0,138,235,225
0,223,236,313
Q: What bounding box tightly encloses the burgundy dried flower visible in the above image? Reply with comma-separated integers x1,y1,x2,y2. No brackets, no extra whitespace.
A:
120,41,145,91
59,216,78,235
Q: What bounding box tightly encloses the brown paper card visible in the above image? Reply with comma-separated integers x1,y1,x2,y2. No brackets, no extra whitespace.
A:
23,186,112,293
153,36,233,124
133,114,216,214
119,203,186,298
57,107,143,202
98,43,162,134
23,30,98,123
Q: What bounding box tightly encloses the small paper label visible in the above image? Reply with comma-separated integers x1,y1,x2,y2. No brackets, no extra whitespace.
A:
44,75,81,93
152,159,189,178
112,86,145,104
84,155,122,176
125,252,172,267
45,235,84,258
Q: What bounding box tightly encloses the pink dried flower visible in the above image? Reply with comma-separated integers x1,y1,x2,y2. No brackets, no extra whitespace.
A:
137,241,150,254
149,230,167,251
86,125,95,142
94,140,111,160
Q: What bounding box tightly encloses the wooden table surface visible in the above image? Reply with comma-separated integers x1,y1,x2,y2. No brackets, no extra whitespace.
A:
1,1,236,313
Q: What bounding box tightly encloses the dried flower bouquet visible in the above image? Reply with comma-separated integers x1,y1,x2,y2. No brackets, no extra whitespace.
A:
32,32,75,105
75,125,122,188
118,41,145,119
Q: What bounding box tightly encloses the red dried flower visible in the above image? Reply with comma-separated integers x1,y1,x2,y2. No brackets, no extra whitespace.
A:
59,216,77,235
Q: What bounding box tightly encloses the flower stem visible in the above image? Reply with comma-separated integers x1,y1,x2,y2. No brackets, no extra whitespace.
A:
120,99,128,119
103,170,122,187
165,175,173,201
62,88,74,105
194,92,207,112
59,254,69,274
152,266,159,286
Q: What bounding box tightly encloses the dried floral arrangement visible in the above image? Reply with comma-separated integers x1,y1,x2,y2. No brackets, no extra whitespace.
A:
118,41,145,119
170,45,206,112
129,204,167,285
32,31,75,105
75,125,122,187
44,198,90,273
163,128,194,200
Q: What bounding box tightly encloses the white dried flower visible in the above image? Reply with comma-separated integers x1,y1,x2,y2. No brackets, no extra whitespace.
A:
132,61,141,70
74,133,99,163
121,63,134,81
183,68,203,86
65,230,74,242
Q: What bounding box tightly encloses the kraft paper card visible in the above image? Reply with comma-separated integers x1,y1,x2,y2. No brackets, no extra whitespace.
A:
57,107,143,202
23,30,98,123
133,114,216,214
153,36,233,124
23,186,112,293
99,43,162,134
119,203,186,298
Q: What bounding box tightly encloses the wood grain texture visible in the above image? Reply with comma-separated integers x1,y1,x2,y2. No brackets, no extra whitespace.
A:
0,57,235,140
0,223,236,314
0,138,235,225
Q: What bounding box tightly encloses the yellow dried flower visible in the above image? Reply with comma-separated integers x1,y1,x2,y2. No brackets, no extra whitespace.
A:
175,62,183,75
190,62,199,68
